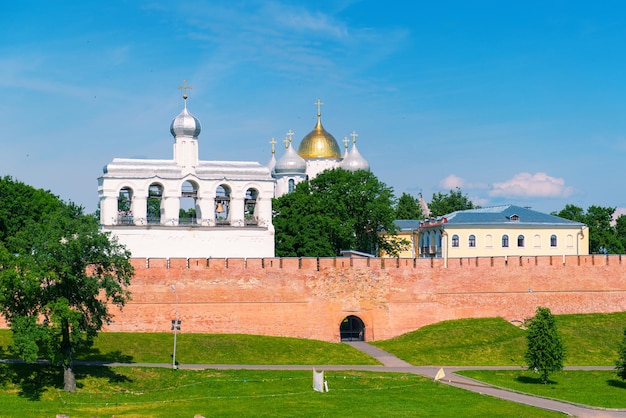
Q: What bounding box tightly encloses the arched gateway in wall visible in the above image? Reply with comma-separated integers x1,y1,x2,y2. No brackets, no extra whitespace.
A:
340,315,365,341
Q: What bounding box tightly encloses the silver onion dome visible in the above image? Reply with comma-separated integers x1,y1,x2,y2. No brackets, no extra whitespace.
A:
341,141,370,172
170,101,201,138
274,142,307,174
267,153,277,174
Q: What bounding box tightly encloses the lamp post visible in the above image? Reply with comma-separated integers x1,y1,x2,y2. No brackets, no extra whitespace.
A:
170,285,181,369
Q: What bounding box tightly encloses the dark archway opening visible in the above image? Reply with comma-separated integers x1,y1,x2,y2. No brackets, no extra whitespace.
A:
340,315,365,341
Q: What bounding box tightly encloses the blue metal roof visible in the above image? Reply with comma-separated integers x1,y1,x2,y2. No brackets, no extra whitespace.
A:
393,219,422,231
442,205,585,226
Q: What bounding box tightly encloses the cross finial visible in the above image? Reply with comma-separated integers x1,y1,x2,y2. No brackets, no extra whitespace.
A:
314,98,324,116
286,129,294,142
350,130,358,144
178,80,193,100
269,138,276,154
283,137,290,149
343,136,349,149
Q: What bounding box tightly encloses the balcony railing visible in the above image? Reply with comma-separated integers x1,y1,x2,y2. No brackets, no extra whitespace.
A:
114,215,263,228
420,246,442,257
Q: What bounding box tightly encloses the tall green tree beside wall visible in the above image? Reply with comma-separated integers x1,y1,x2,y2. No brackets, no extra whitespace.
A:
428,188,475,217
0,176,64,250
524,306,565,384
273,169,402,257
553,204,624,254
395,192,425,220
615,327,626,380
0,178,133,392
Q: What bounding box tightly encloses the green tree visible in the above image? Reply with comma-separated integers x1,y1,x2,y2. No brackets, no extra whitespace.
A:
524,306,565,384
615,215,626,254
273,169,402,257
585,205,622,254
616,327,626,380
0,176,64,250
428,188,475,217
395,192,425,220
552,204,585,223
0,193,133,392
553,204,623,254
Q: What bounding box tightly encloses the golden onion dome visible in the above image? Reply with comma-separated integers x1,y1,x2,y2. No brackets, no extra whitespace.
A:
297,113,342,159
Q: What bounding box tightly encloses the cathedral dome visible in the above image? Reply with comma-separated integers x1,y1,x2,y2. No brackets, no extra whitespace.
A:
297,113,341,159
170,101,201,138
341,140,370,172
274,141,307,174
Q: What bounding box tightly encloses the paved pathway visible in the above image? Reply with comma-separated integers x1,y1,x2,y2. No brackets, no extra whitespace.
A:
343,342,626,418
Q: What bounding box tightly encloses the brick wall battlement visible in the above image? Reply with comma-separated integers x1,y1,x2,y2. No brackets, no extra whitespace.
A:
3,255,624,342
105,254,626,341
136,254,622,271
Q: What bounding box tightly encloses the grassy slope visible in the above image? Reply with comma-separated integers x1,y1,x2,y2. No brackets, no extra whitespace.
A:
0,331,380,365
2,312,625,366
1,313,626,415
373,312,626,366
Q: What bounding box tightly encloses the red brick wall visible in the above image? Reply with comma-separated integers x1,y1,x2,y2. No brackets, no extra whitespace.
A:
97,255,626,342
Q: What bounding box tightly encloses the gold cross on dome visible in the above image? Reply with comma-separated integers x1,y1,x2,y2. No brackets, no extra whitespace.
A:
283,137,290,149
350,130,358,144
269,138,276,154
343,136,349,149
286,129,294,142
178,80,193,100
314,98,324,116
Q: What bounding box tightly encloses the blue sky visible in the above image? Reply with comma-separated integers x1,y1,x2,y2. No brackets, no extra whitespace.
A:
2,1,626,215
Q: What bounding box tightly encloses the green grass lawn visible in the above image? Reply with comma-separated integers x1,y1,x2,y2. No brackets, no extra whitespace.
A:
0,364,563,417
457,369,626,409
2,312,625,366
1,331,380,365
2,312,626,416
372,312,626,366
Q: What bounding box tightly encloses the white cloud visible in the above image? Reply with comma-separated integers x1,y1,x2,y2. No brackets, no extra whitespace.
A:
273,5,348,39
439,174,465,189
439,174,488,191
490,172,574,198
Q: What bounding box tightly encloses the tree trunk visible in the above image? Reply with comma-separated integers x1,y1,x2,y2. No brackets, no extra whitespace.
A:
64,362,76,392
61,321,76,392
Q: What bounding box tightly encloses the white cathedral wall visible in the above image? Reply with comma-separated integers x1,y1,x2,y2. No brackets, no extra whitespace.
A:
305,159,342,179
274,175,305,198
104,226,275,258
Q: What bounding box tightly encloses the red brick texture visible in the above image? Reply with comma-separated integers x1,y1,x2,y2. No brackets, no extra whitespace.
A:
3,255,626,342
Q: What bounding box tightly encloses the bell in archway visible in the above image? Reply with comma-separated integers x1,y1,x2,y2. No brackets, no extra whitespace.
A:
215,201,225,213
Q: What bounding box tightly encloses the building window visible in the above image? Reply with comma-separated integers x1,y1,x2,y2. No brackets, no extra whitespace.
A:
517,234,525,247
550,234,557,247
288,179,295,193
533,234,541,248
468,234,476,247
485,234,493,247
502,235,509,247
452,234,459,247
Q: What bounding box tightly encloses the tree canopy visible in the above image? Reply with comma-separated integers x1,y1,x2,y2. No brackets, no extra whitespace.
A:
524,306,565,384
0,176,65,251
616,327,626,381
0,177,133,391
552,204,625,254
395,192,425,220
273,169,402,257
428,188,475,217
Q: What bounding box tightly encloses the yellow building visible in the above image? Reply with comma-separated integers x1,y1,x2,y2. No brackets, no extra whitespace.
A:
380,220,421,258
418,205,589,261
